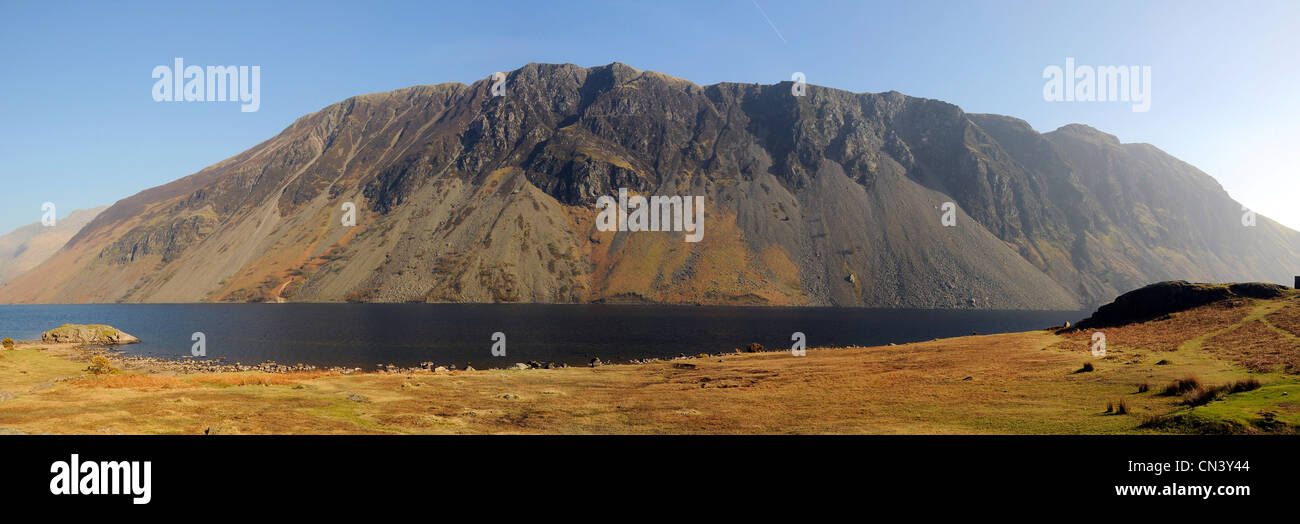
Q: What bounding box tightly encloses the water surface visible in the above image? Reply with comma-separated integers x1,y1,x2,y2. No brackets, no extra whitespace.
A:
0,304,1087,369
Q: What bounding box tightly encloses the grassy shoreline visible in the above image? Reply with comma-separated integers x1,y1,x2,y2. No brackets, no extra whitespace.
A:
1,293,1297,435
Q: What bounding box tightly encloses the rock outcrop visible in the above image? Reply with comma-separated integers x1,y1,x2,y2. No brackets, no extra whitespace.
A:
1074,281,1288,329
40,324,141,345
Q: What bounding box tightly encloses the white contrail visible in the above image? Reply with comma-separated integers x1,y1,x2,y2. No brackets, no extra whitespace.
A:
751,0,788,45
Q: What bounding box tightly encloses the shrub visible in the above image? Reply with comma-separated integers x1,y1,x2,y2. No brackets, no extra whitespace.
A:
1075,362,1095,373
1115,399,1129,414
1,337,13,350
85,356,120,375
745,343,765,353
1136,382,1150,393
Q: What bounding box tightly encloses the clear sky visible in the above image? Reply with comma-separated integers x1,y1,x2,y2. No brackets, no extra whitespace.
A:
1,0,1297,234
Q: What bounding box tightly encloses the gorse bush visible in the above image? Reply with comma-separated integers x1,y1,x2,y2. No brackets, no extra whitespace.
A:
85,356,119,375
1,337,13,349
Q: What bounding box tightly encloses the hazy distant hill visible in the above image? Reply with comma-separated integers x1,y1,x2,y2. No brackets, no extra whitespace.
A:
0,206,106,284
1,63,1296,308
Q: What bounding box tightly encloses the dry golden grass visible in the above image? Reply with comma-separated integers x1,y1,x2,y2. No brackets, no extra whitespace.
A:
1265,299,1300,338
1202,320,1300,374
1055,300,1250,352
0,331,1190,435
74,374,191,390
189,370,340,387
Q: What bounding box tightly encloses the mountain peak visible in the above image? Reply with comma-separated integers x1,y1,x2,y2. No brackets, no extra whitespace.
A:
1049,123,1121,145
2,65,1296,308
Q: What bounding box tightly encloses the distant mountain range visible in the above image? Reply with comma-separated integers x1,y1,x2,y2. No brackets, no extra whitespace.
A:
1,63,1296,308
0,207,105,285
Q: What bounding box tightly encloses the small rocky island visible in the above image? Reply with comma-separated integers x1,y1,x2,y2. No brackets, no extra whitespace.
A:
40,324,140,345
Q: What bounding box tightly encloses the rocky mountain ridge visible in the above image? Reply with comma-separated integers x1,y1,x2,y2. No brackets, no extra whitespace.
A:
1,62,1296,309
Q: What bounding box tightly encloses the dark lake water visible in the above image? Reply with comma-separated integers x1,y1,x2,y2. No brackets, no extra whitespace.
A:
0,304,1089,369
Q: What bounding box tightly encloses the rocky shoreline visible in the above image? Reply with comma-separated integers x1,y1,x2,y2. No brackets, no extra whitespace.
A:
51,343,728,377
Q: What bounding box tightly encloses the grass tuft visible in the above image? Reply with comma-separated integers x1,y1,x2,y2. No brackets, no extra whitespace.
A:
1161,376,1201,396
1228,377,1262,393
1182,386,1221,407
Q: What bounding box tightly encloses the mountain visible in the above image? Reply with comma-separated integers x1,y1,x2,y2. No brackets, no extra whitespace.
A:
1,63,1296,308
0,207,106,284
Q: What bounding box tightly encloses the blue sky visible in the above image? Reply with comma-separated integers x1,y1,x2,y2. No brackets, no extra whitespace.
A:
1,0,1297,233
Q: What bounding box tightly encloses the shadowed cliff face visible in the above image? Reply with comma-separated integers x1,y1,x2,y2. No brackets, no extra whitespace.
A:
1,62,1296,309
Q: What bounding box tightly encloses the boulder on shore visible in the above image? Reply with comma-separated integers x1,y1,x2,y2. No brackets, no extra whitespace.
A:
40,324,141,345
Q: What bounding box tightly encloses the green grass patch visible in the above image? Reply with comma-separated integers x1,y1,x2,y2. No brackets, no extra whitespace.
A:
1143,382,1300,433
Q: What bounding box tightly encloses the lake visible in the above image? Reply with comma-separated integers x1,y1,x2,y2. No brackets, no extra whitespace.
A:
0,304,1089,369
